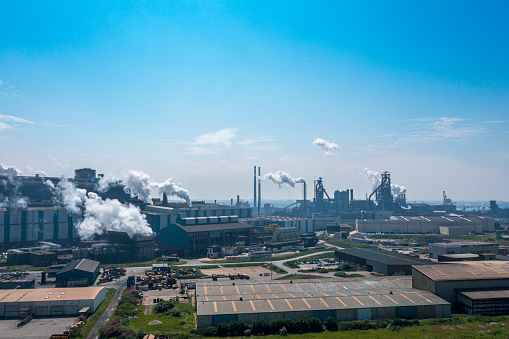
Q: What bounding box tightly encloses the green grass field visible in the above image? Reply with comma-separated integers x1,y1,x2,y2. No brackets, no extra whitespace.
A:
326,238,373,248
127,302,196,337
76,288,116,339
210,249,330,264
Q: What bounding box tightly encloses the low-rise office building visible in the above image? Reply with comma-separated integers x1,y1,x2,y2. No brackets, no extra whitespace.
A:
429,241,499,259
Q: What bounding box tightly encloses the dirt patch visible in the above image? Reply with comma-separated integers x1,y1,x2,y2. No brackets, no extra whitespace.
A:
201,266,271,277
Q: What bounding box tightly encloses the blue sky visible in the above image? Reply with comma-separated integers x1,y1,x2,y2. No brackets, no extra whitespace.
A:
1,1,508,201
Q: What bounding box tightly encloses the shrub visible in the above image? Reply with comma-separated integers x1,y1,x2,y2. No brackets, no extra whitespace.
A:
228,320,250,336
324,316,338,331
293,318,309,333
279,326,288,336
308,317,323,332
153,301,175,314
217,322,228,337
244,328,252,336
252,319,270,335
194,327,218,337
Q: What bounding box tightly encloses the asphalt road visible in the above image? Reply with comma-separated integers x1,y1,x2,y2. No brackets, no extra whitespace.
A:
85,280,124,339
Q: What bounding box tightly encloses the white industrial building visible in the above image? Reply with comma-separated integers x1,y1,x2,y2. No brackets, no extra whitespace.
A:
356,215,494,234
243,216,314,234
0,287,106,317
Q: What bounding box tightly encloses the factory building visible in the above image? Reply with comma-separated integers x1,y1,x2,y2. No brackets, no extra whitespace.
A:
0,207,79,248
356,215,495,234
335,248,431,276
143,203,252,234
429,241,499,259
56,258,100,287
0,287,105,317
157,216,253,257
243,217,314,234
412,262,509,311
195,277,450,328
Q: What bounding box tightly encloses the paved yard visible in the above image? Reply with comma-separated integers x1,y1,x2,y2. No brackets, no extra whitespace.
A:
0,317,77,339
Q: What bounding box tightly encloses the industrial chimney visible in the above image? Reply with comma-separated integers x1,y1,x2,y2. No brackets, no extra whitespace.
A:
258,167,261,215
253,166,257,210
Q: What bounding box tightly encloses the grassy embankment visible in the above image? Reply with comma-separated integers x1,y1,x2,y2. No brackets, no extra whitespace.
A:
76,288,116,339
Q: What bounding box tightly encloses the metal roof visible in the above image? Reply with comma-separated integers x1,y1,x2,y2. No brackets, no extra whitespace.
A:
414,262,509,281
176,221,252,233
431,241,497,247
57,258,100,275
0,287,104,303
458,290,509,300
196,277,448,316
335,247,430,266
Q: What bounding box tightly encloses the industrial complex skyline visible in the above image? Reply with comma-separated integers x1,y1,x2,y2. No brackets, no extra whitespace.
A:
1,2,508,201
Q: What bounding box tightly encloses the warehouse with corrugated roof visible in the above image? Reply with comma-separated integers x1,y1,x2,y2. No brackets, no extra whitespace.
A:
356,215,495,234
195,277,450,328
0,287,105,317
335,247,431,275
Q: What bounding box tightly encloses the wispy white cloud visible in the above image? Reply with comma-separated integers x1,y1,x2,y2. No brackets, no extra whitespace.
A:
184,128,238,155
0,114,65,131
0,80,4,85
238,136,279,151
408,117,486,142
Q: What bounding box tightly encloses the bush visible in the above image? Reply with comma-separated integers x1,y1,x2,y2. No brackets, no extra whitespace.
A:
308,317,323,332
244,328,252,336
279,326,288,336
252,319,270,335
217,322,228,337
193,327,218,337
324,316,338,331
153,300,175,314
293,318,309,333
228,320,250,336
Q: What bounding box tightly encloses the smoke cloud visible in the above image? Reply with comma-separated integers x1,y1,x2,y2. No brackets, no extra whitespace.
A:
98,170,191,206
0,163,23,177
264,171,305,188
52,180,152,239
313,138,339,156
363,168,407,196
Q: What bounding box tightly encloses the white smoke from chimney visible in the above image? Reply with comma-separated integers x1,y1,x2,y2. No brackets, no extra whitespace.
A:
54,179,87,214
156,179,191,206
78,192,152,240
124,170,153,203
51,180,152,240
363,168,381,192
98,170,191,206
0,163,23,177
391,183,407,196
363,168,407,196
264,171,305,188
312,138,339,156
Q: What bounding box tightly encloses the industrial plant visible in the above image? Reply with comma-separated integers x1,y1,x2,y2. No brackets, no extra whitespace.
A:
0,164,508,339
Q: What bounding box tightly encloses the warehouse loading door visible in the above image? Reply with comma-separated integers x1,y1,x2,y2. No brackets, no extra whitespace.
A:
50,305,64,315
35,306,49,316
65,305,79,315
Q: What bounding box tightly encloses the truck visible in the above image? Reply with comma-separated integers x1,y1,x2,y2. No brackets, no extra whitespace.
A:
185,281,196,289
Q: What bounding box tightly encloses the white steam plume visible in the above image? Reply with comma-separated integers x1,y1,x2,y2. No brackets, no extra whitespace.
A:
99,170,191,206
264,171,305,188
363,168,406,196
363,168,381,192
313,138,339,156
52,180,152,239
124,170,153,203
156,179,191,206
0,163,23,177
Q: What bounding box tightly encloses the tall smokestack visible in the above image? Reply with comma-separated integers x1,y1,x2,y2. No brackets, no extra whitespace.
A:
254,166,257,210
350,189,353,202
237,195,240,207
231,198,233,206
258,167,261,215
